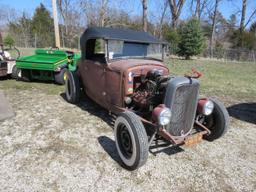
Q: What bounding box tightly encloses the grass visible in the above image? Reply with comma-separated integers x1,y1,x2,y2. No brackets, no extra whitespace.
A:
166,59,256,101
0,58,255,101
0,79,64,95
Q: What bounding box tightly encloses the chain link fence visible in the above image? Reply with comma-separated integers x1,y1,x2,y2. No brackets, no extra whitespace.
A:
203,48,256,63
168,44,256,63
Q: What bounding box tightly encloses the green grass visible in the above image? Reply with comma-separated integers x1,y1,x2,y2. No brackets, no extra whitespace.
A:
167,59,256,101
0,79,64,95
0,58,255,101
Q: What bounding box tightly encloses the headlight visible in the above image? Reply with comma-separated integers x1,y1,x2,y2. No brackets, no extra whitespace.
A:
203,100,214,115
159,108,172,126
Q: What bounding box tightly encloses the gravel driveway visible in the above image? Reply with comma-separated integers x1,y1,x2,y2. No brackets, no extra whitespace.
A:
0,88,255,192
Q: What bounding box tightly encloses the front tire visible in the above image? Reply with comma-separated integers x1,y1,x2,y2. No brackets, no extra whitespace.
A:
203,98,230,141
65,70,80,104
114,112,148,170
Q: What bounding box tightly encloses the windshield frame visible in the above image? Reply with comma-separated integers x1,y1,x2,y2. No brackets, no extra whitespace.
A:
105,39,165,63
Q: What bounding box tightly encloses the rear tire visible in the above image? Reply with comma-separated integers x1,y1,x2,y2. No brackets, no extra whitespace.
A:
114,112,148,170
55,68,67,85
65,70,80,104
203,98,230,141
21,69,31,82
11,65,19,79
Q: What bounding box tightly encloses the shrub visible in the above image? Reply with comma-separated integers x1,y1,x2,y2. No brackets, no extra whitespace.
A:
4,34,15,48
178,19,204,59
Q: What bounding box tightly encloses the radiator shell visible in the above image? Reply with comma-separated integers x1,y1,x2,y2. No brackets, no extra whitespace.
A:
164,77,199,137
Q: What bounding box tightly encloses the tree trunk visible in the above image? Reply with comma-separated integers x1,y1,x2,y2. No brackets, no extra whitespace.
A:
142,0,148,32
209,0,220,58
195,0,200,19
194,0,207,21
100,0,108,27
159,0,168,39
240,0,247,32
168,0,186,29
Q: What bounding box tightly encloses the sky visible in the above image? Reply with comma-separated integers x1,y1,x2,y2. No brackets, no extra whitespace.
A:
0,0,255,27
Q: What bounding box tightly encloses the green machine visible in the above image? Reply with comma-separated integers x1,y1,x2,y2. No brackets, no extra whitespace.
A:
14,49,80,84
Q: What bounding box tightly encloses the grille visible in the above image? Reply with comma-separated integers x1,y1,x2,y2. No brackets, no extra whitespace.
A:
164,77,199,137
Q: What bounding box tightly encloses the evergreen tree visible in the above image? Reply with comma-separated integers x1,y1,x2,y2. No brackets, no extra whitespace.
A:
32,3,54,47
178,19,204,59
4,34,15,48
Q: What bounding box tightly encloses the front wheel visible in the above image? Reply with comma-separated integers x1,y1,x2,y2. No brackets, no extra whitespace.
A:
114,112,148,170
203,98,230,141
65,70,80,104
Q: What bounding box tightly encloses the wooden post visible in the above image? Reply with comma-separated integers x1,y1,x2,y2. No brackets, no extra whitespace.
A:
52,0,60,48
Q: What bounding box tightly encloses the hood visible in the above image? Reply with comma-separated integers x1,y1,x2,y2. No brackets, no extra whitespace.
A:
108,59,168,72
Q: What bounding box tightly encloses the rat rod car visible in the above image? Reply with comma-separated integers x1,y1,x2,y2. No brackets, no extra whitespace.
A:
65,27,229,170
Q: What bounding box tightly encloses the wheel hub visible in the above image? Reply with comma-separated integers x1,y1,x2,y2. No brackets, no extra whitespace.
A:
118,124,133,158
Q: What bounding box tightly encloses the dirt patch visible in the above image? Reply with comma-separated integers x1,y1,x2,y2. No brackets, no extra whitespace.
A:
0,88,255,192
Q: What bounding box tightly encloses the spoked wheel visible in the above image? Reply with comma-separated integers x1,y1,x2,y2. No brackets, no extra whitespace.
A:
203,98,230,141
114,112,148,170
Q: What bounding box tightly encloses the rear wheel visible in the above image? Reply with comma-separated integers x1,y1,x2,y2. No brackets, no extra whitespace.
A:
65,70,80,104
55,68,67,85
21,69,31,82
11,65,20,79
203,98,230,141
114,112,148,170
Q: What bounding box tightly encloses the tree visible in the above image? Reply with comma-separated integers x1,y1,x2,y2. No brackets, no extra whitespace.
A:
8,12,33,48
178,19,204,59
32,3,54,47
250,22,256,33
190,0,208,21
240,0,247,33
164,27,180,54
142,0,148,32
57,0,83,48
4,34,15,48
168,0,186,28
209,0,220,58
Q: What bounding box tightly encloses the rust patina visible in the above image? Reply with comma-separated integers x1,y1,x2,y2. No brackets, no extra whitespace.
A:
78,58,169,112
65,27,229,170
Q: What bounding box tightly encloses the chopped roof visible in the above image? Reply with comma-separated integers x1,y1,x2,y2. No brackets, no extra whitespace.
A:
80,27,163,46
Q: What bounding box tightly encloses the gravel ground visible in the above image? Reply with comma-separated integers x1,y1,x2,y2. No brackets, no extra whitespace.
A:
0,88,255,192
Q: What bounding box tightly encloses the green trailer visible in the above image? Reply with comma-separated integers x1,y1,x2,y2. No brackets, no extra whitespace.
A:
14,49,80,84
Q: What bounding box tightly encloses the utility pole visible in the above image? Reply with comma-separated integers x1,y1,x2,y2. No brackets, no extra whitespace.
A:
52,0,60,48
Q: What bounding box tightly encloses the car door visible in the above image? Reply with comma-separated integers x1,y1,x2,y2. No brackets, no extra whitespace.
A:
80,60,107,107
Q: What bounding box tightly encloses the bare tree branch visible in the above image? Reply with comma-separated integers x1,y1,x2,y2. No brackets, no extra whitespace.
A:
168,0,186,28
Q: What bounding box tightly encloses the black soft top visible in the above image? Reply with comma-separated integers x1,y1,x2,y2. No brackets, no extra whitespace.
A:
80,27,163,46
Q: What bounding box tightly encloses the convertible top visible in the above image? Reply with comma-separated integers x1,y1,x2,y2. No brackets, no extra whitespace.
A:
80,27,164,60
80,27,163,45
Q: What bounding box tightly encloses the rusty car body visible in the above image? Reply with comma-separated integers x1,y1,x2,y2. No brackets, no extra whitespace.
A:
65,27,229,170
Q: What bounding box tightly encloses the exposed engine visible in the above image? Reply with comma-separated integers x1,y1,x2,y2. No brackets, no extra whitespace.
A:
128,69,171,111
